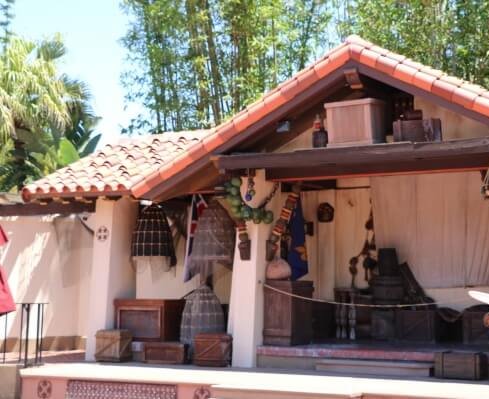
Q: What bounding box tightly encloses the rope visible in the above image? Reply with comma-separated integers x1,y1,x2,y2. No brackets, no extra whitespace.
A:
262,282,472,309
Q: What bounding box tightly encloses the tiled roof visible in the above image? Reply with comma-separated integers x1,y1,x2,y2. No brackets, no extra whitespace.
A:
22,130,212,201
23,35,489,202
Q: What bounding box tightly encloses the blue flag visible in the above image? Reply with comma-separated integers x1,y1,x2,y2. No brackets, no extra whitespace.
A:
287,198,308,280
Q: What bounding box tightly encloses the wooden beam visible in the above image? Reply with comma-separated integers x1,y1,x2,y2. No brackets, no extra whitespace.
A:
213,137,489,181
215,137,489,170
344,68,363,90
0,200,96,217
266,155,489,181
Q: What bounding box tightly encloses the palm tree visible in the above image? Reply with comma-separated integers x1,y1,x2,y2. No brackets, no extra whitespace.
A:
0,35,98,191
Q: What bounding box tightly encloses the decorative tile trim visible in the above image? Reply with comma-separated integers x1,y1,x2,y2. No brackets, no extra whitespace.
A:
66,380,177,399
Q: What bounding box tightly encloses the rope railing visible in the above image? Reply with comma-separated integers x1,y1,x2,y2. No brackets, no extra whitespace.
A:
262,282,473,308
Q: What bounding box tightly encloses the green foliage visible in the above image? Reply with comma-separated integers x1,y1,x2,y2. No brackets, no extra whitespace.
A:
0,35,101,192
335,0,489,88
120,0,332,133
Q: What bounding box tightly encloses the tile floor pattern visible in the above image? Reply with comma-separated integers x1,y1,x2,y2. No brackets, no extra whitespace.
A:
65,380,177,399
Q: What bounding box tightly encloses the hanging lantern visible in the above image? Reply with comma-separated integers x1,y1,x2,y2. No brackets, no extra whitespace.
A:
180,284,225,358
186,200,236,280
131,204,177,271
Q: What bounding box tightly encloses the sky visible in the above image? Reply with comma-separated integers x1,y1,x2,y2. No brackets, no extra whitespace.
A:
12,0,138,146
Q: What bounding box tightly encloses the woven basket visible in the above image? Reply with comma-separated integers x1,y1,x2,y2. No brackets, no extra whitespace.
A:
187,200,236,280
131,204,176,266
180,285,225,358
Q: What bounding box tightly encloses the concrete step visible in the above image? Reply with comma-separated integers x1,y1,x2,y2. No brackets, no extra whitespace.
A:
316,358,433,377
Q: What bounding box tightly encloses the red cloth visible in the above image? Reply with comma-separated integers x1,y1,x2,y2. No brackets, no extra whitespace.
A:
0,224,15,315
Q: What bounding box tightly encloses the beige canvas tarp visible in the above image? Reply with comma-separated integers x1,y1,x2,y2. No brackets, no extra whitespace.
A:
371,172,489,289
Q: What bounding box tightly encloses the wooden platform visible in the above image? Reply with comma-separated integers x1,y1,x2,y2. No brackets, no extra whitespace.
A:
316,359,433,377
257,342,489,375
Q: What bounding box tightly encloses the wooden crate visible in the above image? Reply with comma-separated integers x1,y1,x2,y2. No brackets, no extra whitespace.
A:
395,309,440,343
95,329,132,362
114,299,185,342
193,333,232,367
324,98,386,146
393,118,442,142
463,306,489,344
435,351,488,380
263,280,314,346
144,342,186,364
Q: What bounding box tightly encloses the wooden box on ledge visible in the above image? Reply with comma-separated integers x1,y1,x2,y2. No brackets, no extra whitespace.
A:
263,280,314,346
95,329,132,362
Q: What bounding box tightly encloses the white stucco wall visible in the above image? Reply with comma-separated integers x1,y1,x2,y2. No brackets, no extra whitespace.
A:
0,215,93,340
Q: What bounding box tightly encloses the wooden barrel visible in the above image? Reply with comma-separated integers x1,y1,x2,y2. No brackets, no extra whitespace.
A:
371,275,404,305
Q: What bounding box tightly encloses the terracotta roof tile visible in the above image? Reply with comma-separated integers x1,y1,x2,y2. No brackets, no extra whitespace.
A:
393,63,416,84
413,71,437,92
432,78,457,101
24,35,489,202
22,130,210,201
376,55,399,75
359,48,380,68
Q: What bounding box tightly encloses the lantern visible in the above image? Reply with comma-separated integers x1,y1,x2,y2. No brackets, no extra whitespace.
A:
186,200,236,280
131,204,176,271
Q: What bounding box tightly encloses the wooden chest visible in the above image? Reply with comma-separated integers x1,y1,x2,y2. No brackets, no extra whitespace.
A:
463,307,489,345
193,333,232,367
144,342,186,364
114,299,185,342
263,280,314,346
435,351,488,380
95,329,132,362
324,98,386,146
395,309,440,343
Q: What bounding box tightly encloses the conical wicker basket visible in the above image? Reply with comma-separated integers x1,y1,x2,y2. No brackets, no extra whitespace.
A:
180,284,225,357
186,200,235,279
131,204,176,266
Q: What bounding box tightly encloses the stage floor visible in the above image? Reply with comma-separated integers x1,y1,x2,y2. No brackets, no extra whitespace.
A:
257,340,489,362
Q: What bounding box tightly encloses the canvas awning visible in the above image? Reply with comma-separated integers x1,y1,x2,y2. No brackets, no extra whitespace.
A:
212,137,489,182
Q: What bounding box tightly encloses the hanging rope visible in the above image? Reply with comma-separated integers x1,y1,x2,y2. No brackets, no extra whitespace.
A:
262,282,473,308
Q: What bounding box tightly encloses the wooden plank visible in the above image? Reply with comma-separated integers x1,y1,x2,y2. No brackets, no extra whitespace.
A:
0,200,95,216
215,138,489,171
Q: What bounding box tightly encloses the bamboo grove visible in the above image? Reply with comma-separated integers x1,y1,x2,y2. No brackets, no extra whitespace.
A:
121,0,489,135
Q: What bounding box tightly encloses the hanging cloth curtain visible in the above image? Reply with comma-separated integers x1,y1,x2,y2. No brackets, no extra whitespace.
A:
131,204,177,271
186,200,236,282
0,224,15,316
